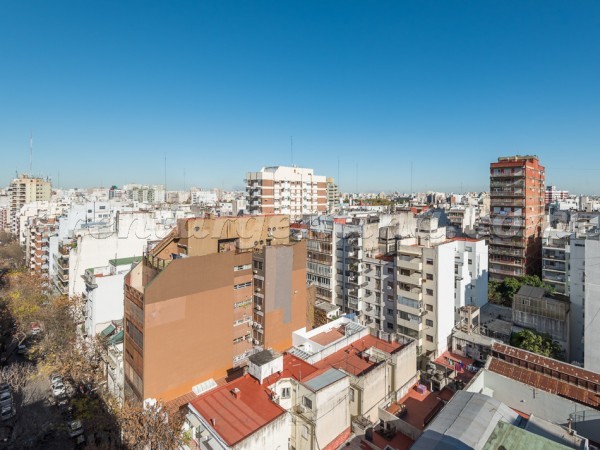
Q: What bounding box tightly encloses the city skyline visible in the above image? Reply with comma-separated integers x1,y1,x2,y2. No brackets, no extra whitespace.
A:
1,2,600,193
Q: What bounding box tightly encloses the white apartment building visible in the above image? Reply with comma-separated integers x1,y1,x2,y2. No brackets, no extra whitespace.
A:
246,166,327,220
190,189,218,205
83,256,140,336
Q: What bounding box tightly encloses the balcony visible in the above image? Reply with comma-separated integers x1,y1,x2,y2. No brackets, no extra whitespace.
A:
490,247,525,257
397,273,423,286
489,237,526,248
490,267,524,277
491,199,525,207
399,287,422,301
490,189,524,198
543,272,566,283
397,257,422,271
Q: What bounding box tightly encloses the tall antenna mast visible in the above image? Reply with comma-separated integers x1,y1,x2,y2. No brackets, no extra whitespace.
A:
410,161,413,196
29,132,33,174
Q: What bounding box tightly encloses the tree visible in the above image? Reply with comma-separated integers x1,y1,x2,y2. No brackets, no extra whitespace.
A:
488,275,556,307
1,271,48,341
511,329,564,360
0,231,24,268
119,400,186,450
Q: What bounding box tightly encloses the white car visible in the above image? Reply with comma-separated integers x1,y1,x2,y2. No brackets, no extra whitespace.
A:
67,420,84,438
52,383,66,397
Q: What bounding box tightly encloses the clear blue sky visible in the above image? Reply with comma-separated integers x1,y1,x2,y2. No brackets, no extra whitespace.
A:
1,1,599,193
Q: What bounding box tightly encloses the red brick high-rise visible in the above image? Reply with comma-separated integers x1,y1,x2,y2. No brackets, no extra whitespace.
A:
489,155,545,281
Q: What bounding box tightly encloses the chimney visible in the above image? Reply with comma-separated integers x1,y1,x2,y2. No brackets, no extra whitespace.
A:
210,418,216,427
231,387,241,400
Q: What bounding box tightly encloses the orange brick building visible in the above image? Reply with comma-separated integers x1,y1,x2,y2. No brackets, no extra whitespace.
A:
123,215,309,402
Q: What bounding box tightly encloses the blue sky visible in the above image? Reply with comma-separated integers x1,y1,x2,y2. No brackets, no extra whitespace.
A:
1,1,599,193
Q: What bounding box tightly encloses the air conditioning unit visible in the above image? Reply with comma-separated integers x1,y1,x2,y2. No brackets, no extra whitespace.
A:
257,324,263,329
255,305,262,311
256,288,262,292
296,405,306,414
253,270,258,274
253,339,260,345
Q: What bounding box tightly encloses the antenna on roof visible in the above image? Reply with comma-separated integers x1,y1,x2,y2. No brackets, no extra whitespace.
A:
29,132,33,174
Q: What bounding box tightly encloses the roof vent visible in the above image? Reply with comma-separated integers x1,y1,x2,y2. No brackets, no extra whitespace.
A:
231,387,241,399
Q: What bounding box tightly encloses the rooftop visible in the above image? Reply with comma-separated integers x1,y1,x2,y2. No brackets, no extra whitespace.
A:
482,421,571,450
433,351,477,384
108,256,142,267
314,335,405,377
310,327,345,346
487,357,600,408
190,374,286,446
387,384,455,431
248,349,281,366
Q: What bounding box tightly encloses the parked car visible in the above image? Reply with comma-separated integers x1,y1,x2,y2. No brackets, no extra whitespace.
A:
30,322,42,336
0,383,9,394
52,383,66,397
0,404,15,421
67,420,84,438
50,375,63,388
0,392,12,408
17,344,26,355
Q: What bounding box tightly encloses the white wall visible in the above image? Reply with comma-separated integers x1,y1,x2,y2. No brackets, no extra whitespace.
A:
435,243,456,356
584,239,600,372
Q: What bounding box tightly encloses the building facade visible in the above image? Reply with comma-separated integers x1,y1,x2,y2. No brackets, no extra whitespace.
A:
245,166,327,220
489,155,545,281
8,174,52,235
123,215,309,403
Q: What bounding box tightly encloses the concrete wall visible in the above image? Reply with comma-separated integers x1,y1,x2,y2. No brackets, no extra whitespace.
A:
435,243,456,356
141,252,253,401
584,239,600,372
234,413,290,450
569,237,585,364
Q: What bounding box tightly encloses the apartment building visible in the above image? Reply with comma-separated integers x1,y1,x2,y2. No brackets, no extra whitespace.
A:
124,184,166,204
0,207,8,232
8,174,52,235
326,177,339,213
123,215,309,403
245,166,327,220
542,229,570,295
83,256,141,336
24,216,57,280
545,185,569,206
489,155,545,281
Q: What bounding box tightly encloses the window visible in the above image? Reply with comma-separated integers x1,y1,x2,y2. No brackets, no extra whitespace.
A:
426,289,434,296
426,319,433,327
253,260,264,270
234,264,252,271
387,322,394,330
426,258,433,265
234,281,252,290
99,205,106,210
349,388,355,402
426,334,434,343
387,308,393,315
468,259,472,265
302,396,312,410
426,304,433,312
281,387,290,398
426,274,433,281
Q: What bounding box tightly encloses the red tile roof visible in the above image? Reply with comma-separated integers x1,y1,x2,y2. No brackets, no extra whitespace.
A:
190,354,320,446
190,375,286,446
311,327,345,346
313,335,404,377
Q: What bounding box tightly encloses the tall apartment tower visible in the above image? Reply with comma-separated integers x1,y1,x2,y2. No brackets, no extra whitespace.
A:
489,156,545,281
123,215,309,403
245,166,327,220
8,174,52,235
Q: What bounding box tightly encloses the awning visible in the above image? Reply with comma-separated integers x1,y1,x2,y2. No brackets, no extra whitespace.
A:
107,330,124,345
100,324,116,337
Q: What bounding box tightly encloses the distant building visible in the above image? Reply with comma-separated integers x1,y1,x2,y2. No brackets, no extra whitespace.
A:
245,166,327,220
326,177,339,213
8,174,52,235
489,155,545,281
545,185,569,206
